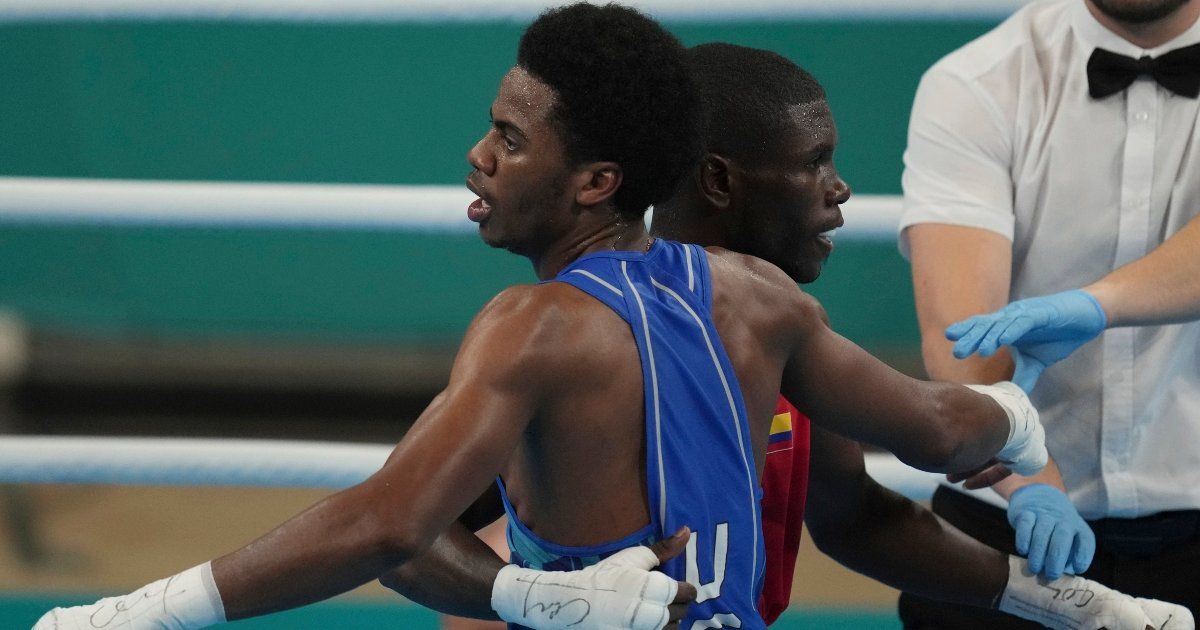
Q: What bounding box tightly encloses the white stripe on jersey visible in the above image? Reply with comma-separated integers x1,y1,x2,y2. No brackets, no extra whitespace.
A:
652,276,759,593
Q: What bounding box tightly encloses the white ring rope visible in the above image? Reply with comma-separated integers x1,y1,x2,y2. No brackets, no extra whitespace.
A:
0,435,941,499
0,177,903,240
0,436,390,489
0,177,481,232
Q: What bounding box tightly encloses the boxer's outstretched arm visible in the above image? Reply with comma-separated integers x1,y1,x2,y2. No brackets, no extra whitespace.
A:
36,285,697,630
804,425,1006,607
804,428,1190,629
211,285,552,619
777,282,1043,476
34,285,552,629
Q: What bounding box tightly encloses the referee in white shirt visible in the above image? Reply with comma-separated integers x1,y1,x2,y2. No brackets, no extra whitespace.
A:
900,0,1200,627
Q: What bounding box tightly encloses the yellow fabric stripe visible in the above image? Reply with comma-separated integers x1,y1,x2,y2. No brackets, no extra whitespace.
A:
769,412,792,435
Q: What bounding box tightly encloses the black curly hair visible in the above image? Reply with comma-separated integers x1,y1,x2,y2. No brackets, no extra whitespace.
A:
686,43,826,168
517,3,700,220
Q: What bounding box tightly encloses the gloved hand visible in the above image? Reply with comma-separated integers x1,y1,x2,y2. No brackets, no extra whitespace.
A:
946,289,1107,393
1007,483,1095,579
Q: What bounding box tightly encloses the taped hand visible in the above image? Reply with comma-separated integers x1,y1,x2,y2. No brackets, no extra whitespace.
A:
490,527,696,629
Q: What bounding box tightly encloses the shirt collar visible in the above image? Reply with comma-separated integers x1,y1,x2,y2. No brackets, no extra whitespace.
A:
1071,0,1200,57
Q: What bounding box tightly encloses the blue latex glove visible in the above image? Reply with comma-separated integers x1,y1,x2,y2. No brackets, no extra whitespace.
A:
1007,483,1095,579
945,289,1107,393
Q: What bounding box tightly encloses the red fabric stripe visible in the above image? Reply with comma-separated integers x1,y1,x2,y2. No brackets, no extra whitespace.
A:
756,395,811,624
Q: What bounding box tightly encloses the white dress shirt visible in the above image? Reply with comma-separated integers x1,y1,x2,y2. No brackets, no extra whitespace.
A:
899,0,1200,519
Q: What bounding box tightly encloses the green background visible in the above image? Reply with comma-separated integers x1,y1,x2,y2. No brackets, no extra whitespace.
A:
0,19,999,350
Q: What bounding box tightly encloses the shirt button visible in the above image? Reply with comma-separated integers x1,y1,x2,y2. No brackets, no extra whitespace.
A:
1134,111,1149,122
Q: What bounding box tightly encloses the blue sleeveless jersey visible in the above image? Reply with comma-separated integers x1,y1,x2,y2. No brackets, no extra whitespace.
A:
499,239,766,630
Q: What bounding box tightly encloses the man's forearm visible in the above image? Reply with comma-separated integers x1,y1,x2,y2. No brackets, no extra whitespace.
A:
991,458,1067,499
921,337,1015,384
1085,211,1200,326
379,521,506,620
809,481,1007,608
39,480,434,628
814,494,1188,629
909,223,1014,386
806,429,1007,607
908,222,1090,579
908,223,1063,496
212,481,414,620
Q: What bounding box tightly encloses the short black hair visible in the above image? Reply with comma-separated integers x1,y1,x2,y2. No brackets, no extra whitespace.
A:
518,3,700,220
686,43,826,167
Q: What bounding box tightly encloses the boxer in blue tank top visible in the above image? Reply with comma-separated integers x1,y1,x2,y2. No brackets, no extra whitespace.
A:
29,8,1057,630
499,238,766,630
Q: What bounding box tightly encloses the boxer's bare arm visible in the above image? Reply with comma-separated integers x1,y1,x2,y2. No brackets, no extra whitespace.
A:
804,426,1006,607
379,486,508,620
808,437,1182,630
381,520,509,620
210,285,559,620
766,266,1011,473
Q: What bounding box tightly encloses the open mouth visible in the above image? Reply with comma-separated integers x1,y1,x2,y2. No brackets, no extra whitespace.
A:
467,197,492,223
817,227,837,244
464,175,493,224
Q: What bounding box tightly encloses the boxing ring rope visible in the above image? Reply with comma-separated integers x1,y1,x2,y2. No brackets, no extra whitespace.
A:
0,177,904,241
0,435,942,500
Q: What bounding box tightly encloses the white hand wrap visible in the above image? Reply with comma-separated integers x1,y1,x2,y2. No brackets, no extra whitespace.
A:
965,381,1047,477
491,546,678,630
1000,555,1194,630
1137,597,1195,629
34,562,226,630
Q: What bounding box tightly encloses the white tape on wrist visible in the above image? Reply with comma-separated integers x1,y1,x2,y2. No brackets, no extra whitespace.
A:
1000,555,1153,630
34,562,226,629
965,381,1047,476
491,546,677,630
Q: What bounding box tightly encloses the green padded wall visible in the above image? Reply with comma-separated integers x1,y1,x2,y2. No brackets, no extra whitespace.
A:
0,19,999,348
0,21,994,190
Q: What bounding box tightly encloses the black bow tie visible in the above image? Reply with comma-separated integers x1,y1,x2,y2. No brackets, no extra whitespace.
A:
1087,42,1200,99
